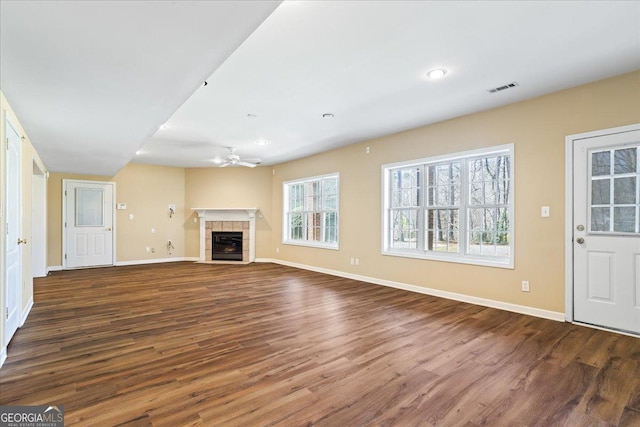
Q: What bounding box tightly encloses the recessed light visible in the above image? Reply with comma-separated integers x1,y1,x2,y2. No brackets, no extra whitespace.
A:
247,113,258,118
322,113,334,119
135,150,143,155
255,139,268,145
159,123,168,130
426,68,448,79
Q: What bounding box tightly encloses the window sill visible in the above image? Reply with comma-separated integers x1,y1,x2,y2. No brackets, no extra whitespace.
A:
382,249,514,269
283,240,340,251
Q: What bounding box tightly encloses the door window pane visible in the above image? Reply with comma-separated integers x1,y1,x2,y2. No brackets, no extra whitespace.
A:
591,179,610,205
591,207,610,232
613,177,636,204
75,188,103,226
614,148,637,174
592,151,610,176
613,207,635,233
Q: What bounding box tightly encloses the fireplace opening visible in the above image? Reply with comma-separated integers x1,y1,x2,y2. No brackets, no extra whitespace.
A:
211,232,243,261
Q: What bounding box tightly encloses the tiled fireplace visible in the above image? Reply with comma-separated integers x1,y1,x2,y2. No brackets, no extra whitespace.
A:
193,208,257,263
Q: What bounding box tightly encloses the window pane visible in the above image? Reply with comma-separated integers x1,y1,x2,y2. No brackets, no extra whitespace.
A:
290,213,303,239
614,177,636,204
426,209,459,253
591,207,610,232
591,179,610,205
484,181,497,204
614,207,635,233
614,148,637,174
390,209,418,249
592,151,610,176
470,183,483,205
76,188,103,226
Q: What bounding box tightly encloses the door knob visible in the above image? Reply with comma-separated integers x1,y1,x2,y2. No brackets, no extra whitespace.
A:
106,227,112,231
17,238,27,245
576,224,585,231
576,237,585,244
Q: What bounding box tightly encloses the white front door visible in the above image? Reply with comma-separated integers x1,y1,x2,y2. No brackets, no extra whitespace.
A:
573,128,640,335
5,116,22,346
64,180,114,268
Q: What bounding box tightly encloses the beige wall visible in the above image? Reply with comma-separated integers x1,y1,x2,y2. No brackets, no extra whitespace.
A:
184,167,273,258
271,70,640,313
47,163,186,266
40,71,640,316
1,91,48,358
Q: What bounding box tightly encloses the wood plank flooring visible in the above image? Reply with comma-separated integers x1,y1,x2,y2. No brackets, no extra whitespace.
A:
1,262,640,426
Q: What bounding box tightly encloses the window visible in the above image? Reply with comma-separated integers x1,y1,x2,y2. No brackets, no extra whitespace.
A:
590,146,640,233
283,173,339,249
383,144,514,268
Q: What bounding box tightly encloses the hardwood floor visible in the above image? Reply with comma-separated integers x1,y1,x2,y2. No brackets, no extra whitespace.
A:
1,262,639,426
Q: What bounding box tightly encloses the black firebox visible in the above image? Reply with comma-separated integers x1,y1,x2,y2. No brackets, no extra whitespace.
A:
211,232,243,261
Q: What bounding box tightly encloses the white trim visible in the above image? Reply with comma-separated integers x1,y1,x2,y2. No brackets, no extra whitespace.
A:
383,143,515,170
564,123,640,324
0,348,6,369
47,265,63,273
265,258,564,322
20,297,33,326
115,257,198,267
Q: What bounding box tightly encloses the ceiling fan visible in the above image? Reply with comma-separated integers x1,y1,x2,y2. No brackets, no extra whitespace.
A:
217,147,262,168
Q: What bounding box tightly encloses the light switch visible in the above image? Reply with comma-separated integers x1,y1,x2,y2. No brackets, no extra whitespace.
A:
151,228,156,234
129,213,134,220
541,206,550,217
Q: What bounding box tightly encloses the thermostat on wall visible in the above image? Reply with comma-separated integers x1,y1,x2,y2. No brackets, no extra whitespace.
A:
116,203,127,210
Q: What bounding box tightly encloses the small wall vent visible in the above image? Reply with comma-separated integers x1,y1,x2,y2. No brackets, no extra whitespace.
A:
488,82,519,94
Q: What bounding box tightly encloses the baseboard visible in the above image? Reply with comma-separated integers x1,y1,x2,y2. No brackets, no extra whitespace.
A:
47,265,63,274
267,259,565,322
115,257,199,267
0,347,6,370
20,298,34,327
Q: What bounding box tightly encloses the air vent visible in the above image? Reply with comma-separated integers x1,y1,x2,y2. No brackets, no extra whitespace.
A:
487,82,519,93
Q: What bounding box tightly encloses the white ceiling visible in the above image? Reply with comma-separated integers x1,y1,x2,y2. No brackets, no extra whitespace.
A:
2,1,639,175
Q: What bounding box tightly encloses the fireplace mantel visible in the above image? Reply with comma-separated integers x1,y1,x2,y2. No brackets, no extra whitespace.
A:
192,208,258,262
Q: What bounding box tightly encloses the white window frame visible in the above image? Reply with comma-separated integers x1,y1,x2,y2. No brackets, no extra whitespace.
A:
381,144,514,269
283,173,339,250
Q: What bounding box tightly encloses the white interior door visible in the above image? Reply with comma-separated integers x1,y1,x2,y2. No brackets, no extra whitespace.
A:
64,180,114,268
573,129,640,335
5,116,22,346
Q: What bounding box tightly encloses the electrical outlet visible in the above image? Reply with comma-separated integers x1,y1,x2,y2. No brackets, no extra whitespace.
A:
521,280,530,292
276,247,279,254
146,247,151,253
355,258,360,265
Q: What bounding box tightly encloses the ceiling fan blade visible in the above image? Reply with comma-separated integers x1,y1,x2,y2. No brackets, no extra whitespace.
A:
242,158,262,165
219,162,231,168
237,161,257,168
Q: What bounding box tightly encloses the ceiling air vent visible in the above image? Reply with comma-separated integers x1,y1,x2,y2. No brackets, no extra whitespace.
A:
487,82,519,94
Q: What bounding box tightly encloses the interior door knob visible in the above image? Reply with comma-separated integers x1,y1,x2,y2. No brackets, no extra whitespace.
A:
576,237,585,244
17,238,27,245
106,227,112,231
